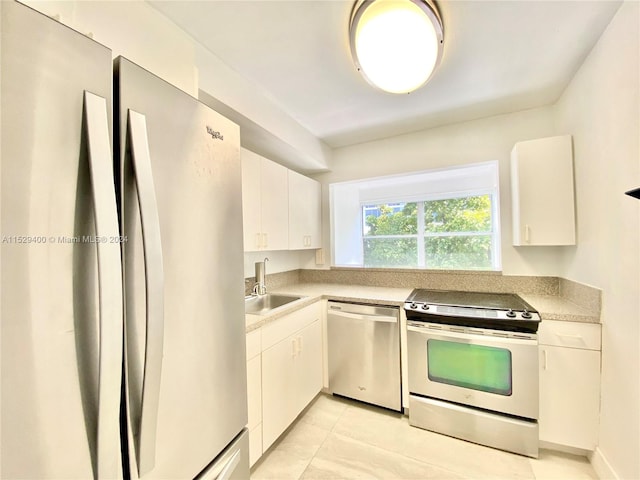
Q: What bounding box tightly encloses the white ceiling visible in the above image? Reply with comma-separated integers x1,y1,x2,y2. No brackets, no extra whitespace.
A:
149,0,621,149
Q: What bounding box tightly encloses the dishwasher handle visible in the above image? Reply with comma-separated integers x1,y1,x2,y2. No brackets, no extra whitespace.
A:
328,309,398,323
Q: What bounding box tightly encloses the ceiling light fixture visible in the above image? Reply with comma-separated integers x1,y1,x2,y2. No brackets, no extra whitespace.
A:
349,0,444,94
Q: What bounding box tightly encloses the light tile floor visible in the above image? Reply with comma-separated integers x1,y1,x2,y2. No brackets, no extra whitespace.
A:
251,394,598,480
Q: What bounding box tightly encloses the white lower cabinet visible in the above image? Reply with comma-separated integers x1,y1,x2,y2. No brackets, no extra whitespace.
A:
245,302,322,466
262,312,322,450
245,329,262,467
538,320,601,450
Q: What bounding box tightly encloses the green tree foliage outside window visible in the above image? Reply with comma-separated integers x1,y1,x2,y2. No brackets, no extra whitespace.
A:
363,195,493,269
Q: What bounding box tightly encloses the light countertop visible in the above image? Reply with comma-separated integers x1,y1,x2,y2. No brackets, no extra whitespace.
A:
520,293,600,324
245,283,600,332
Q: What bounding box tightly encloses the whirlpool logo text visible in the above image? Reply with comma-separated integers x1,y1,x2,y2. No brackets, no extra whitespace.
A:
206,126,224,141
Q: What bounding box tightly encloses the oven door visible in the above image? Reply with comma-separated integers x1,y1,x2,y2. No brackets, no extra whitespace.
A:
407,322,538,420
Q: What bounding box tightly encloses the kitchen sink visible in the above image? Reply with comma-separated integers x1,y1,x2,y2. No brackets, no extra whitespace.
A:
245,293,302,315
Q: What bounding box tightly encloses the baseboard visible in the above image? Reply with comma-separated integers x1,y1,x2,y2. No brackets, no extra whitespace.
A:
590,447,619,480
539,440,590,457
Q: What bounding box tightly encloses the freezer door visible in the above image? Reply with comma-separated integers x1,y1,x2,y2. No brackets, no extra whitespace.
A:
115,57,248,479
1,2,122,479
195,429,250,480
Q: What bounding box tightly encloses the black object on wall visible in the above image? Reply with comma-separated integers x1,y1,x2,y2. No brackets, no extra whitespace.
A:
625,187,640,199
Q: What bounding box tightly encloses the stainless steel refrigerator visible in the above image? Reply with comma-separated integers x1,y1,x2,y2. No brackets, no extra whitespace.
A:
1,2,249,478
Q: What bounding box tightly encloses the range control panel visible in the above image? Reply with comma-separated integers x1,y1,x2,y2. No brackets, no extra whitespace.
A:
404,301,541,321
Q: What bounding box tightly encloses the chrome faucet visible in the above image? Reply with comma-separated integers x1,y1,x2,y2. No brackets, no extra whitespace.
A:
253,257,269,296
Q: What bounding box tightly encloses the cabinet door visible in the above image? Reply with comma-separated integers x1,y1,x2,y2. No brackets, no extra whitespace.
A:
261,319,322,451
511,135,575,246
246,355,262,466
293,320,323,416
307,179,322,248
241,149,262,252
246,355,261,431
288,170,321,250
246,330,262,466
539,345,600,449
260,158,289,250
261,333,300,451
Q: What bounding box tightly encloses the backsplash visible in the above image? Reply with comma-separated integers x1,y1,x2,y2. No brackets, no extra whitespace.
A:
559,277,602,316
244,269,301,296
299,268,559,295
245,268,602,316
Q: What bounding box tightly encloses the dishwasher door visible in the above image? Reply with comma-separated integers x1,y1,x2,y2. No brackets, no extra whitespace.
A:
327,301,401,411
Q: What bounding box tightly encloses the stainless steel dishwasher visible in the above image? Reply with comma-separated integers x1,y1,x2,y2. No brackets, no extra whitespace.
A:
327,301,401,411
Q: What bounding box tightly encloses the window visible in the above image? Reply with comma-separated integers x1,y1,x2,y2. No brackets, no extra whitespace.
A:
364,195,495,269
331,162,501,270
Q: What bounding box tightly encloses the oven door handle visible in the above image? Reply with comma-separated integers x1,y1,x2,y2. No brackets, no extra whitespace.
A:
407,324,537,345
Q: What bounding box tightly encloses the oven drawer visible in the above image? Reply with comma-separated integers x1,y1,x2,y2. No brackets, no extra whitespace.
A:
409,395,539,458
407,323,539,420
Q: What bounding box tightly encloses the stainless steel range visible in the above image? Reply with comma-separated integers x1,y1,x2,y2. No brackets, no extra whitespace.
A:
405,289,541,458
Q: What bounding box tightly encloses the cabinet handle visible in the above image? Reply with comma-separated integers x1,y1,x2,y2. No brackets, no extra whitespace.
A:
525,224,531,243
556,333,583,340
556,332,585,347
297,335,303,355
542,348,547,370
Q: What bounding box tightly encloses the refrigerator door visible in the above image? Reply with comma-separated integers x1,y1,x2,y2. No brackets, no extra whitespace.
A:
115,57,249,479
195,429,250,480
1,2,122,479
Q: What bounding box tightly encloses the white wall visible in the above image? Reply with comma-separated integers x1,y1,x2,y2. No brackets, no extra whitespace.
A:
315,106,567,276
554,2,639,478
21,0,198,95
196,44,332,174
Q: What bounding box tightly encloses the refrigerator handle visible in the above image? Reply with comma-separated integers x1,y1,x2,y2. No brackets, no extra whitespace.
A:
83,92,124,479
127,109,165,476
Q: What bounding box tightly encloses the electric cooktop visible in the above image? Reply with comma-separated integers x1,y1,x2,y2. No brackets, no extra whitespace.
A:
404,289,541,333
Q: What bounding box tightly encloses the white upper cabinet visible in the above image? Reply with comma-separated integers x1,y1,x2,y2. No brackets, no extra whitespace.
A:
241,148,322,252
511,135,576,246
241,148,289,251
288,169,321,250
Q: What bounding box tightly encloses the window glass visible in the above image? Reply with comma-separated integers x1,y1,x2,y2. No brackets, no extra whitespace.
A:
363,203,418,267
424,195,491,233
425,235,493,270
364,238,419,268
424,194,494,269
362,195,495,269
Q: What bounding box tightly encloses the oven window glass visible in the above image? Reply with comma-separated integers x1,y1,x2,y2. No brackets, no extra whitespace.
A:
427,339,512,396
